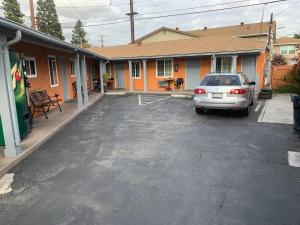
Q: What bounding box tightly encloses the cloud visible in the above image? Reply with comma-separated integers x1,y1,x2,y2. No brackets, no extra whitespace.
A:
2,0,300,46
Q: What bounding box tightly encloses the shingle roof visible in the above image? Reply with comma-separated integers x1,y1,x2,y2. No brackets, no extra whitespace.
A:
187,22,270,37
134,27,200,43
274,37,300,46
89,36,266,60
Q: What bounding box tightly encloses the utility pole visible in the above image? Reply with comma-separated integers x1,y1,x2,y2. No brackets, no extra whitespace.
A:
29,0,36,30
263,13,274,87
99,34,105,47
126,0,138,44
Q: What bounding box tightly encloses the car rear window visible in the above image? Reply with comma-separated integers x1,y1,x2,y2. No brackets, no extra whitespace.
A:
200,75,241,86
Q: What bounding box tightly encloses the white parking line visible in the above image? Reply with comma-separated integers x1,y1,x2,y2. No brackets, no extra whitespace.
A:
288,151,300,167
258,100,268,122
138,94,142,106
142,96,171,106
138,94,171,106
0,173,14,195
255,102,262,112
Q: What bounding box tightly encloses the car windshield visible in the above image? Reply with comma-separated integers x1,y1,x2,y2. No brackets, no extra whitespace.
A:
200,75,241,86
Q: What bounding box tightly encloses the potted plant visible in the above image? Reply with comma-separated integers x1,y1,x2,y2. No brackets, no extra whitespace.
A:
103,73,111,91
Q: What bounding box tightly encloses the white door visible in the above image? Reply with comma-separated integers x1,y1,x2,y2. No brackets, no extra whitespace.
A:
115,63,125,89
186,59,200,90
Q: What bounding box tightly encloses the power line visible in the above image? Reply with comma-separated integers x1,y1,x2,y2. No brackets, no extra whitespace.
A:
61,0,252,24
60,0,253,25
274,1,300,16
135,0,286,22
55,0,152,9
62,0,285,28
138,0,253,16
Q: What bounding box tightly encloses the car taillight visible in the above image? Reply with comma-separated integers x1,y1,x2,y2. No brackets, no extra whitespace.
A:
229,89,246,94
194,88,206,94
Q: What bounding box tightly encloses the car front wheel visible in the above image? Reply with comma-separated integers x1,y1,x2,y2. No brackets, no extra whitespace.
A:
195,107,204,114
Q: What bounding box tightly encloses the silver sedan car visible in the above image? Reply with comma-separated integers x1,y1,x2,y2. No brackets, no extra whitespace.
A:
193,73,255,116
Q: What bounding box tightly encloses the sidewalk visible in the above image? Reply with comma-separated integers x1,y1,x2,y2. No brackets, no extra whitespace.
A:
0,92,103,178
258,94,293,124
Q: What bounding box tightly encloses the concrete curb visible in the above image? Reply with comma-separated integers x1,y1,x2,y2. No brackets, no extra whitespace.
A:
0,95,104,179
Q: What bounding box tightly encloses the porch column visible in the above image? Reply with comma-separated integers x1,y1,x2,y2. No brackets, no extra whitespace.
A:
99,60,104,94
81,56,89,105
0,37,21,157
75,54,83,108
231,55,238,73
143,59,147,92
128,60,133,93
211,55,216,73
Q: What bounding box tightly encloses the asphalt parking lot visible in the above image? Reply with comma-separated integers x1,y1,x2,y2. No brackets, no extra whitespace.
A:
0,94,300,225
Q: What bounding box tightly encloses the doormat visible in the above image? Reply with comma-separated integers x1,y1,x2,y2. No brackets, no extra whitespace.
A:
0,173,14,195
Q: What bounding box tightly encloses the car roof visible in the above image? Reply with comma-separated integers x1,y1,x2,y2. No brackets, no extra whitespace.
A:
206,73,242,76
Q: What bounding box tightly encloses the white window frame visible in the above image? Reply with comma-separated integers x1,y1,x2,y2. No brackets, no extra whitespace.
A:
280,45,296,55
132,61,141,79
70,59,76,77
156,59,173,78
47,55,59,87
24,57,38,78
216,57,232,73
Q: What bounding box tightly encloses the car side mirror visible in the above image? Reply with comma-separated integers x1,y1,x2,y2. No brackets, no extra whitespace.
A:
248,81,256,85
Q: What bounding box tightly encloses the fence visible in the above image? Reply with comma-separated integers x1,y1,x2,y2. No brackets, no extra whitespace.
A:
271,65,295,88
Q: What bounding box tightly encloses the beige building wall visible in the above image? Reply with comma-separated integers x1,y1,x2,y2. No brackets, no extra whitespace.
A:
274,45,299,64
140,30,196,43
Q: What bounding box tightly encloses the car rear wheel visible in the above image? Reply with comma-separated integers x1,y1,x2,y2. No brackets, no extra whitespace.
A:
250,97,254,106
195,107,204,114
241,106,249,116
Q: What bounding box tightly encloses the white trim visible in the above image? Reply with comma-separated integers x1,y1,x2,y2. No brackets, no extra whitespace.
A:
47,55,59,87
108,49,263,61
24,57,38,78
69,58,76,77
131,61,142,79
156,59,173,78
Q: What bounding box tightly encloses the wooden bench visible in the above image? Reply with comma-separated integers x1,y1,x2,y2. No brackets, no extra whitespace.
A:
29,90,62,119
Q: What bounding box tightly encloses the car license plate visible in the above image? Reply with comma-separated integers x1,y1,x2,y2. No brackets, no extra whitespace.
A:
212,93,223,99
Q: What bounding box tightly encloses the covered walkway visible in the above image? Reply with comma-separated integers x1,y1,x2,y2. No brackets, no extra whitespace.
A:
0,92,103,177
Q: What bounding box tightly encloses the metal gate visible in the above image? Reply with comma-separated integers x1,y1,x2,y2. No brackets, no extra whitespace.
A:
186,58,200,90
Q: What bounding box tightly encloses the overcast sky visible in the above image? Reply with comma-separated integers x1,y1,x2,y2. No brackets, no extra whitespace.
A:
1,0,299,46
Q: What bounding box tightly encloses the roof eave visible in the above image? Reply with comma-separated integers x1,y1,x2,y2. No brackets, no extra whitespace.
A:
0,17,108,60
107,49,265,60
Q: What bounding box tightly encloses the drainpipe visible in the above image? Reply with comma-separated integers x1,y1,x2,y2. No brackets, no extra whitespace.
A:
2,30,22,148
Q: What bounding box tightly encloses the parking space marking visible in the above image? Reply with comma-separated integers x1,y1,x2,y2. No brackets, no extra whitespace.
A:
258,100,268,122
138,94,142,106
138,94,171,106
288,151,300,167
0,173,14,195
255,102,262,112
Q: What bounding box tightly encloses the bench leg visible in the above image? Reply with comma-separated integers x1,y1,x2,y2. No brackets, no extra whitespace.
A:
56,101,62,112
42,106,48,119
32,106,35,118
